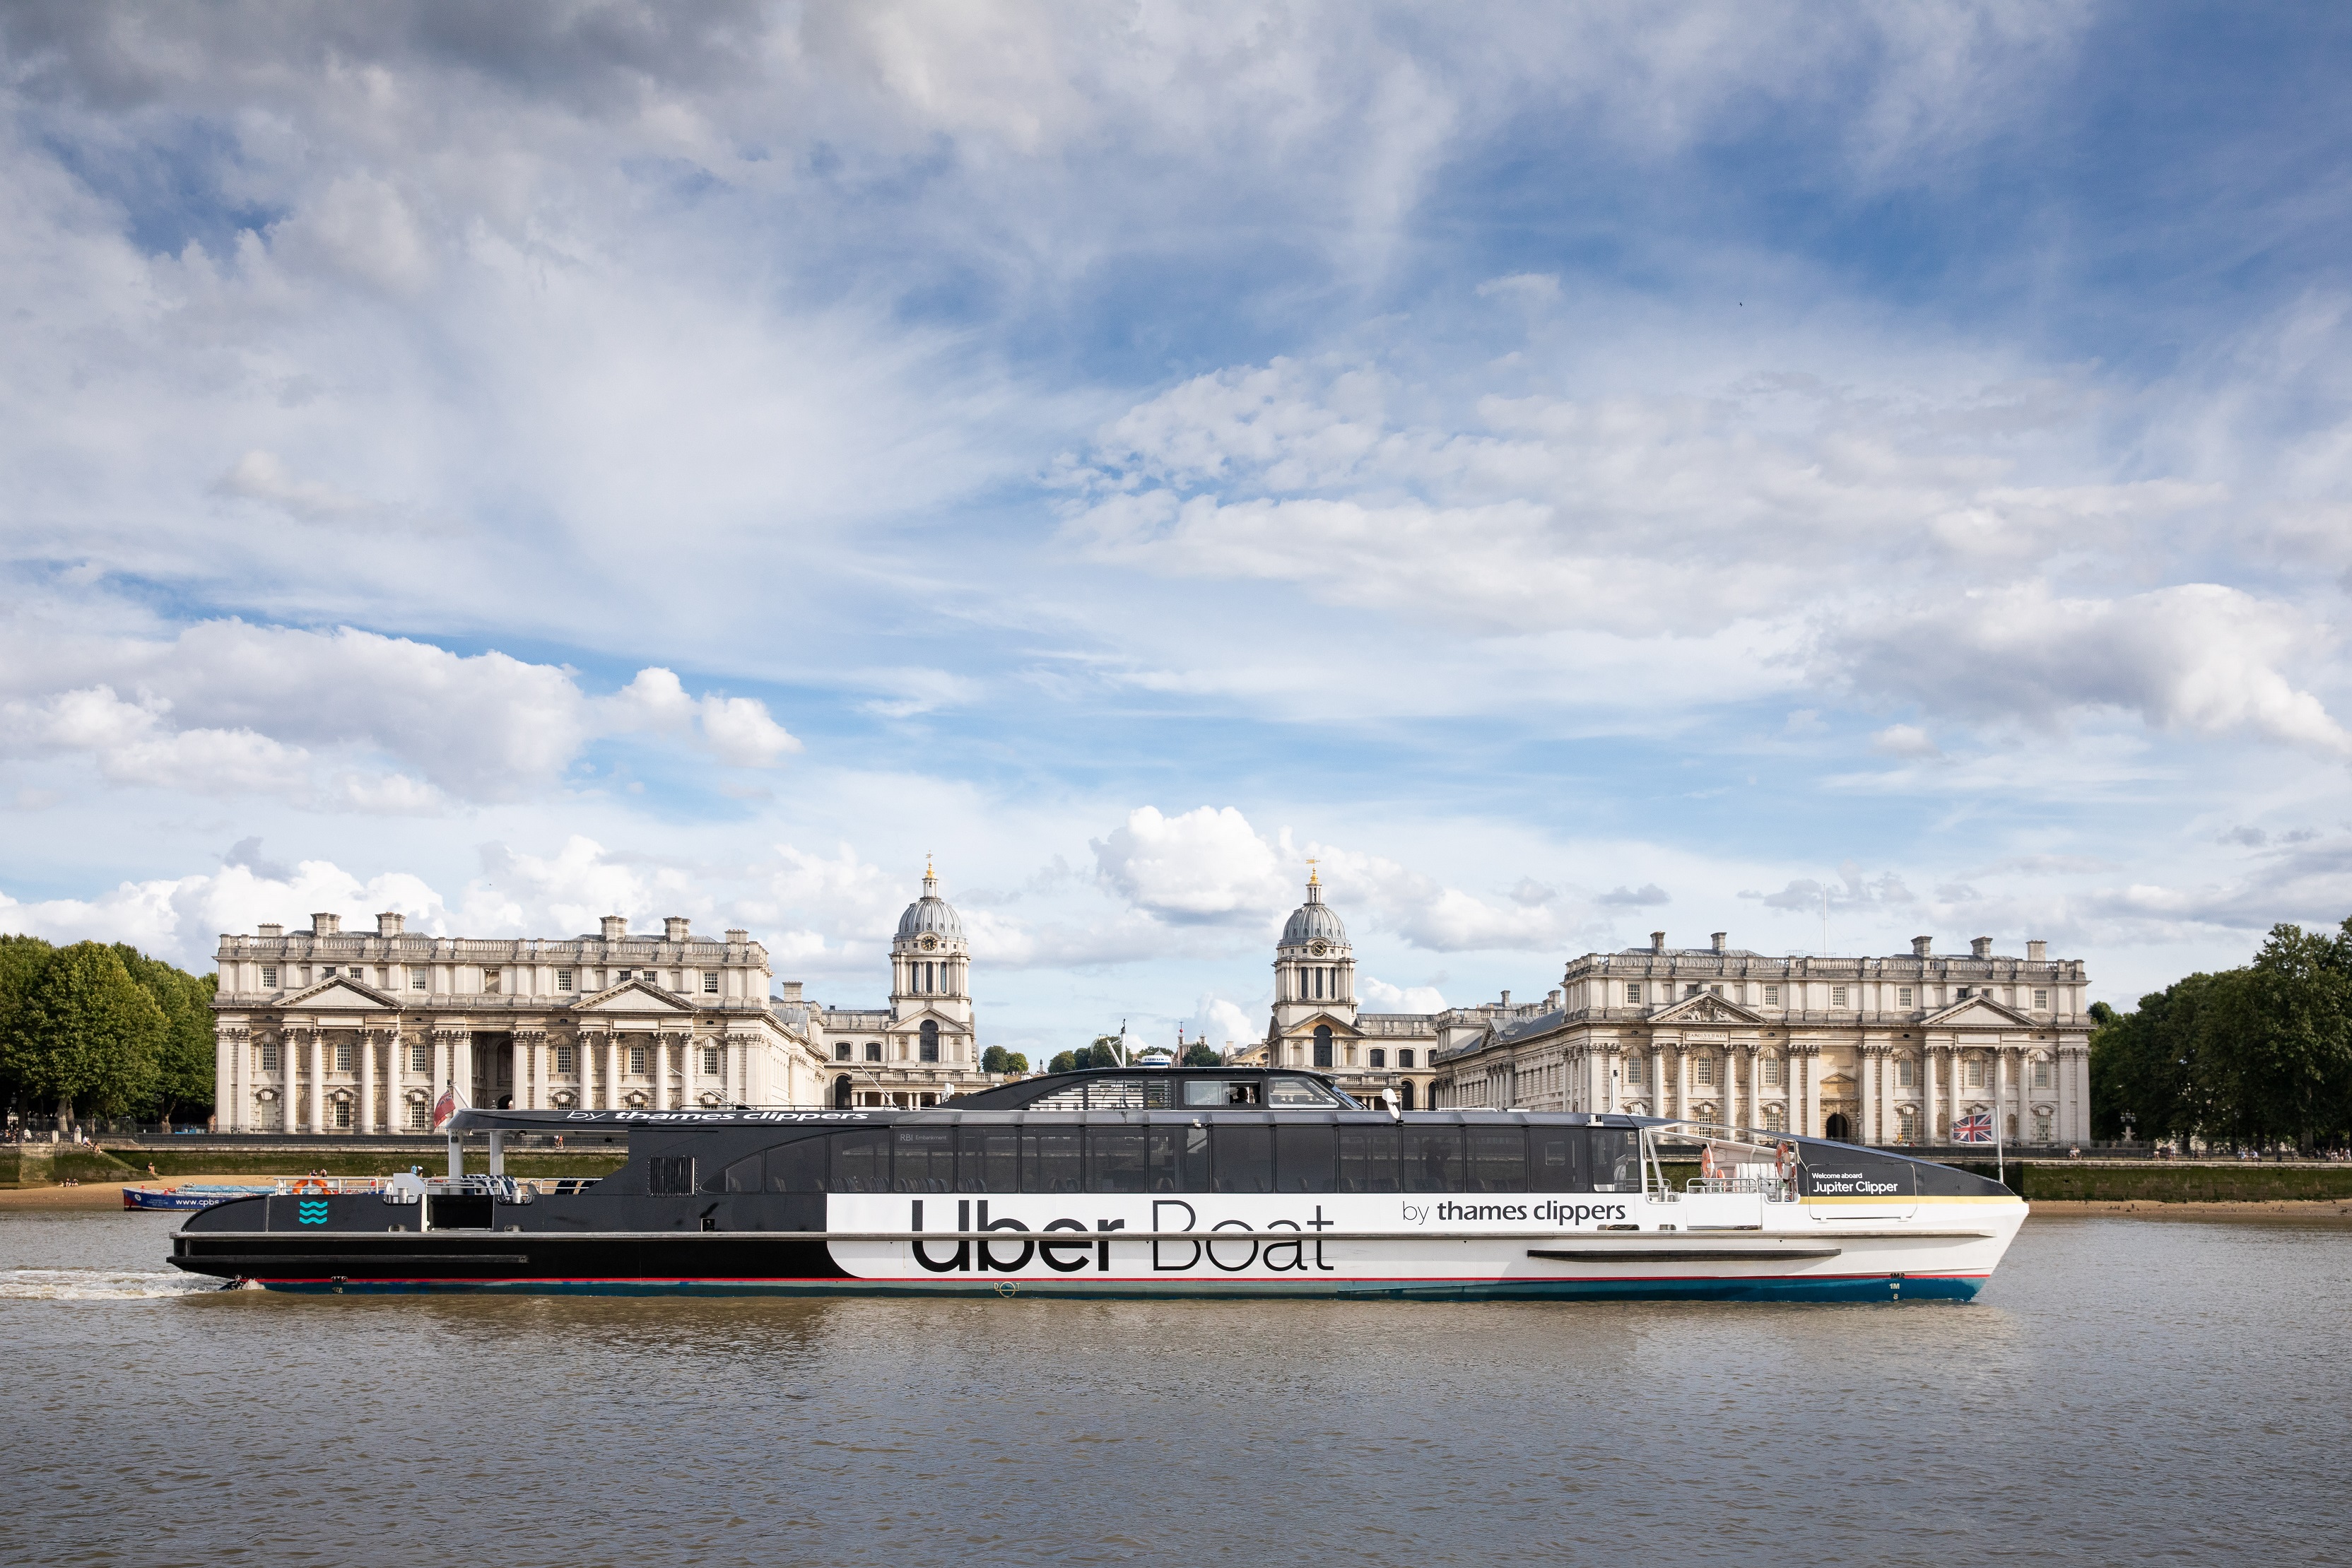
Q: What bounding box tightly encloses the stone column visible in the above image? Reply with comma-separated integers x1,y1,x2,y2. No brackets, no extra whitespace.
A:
1743,1043,1760,1133
1801,1046,1821,1138
430,1030,450,1109
358,1027,377,1133
1923,1043,1940,1146
517,1030,543,1110
1859,1047,1876,1145
603,1034,618,1112
1674,1047,1690,1123
509,1033,527,1111
1647,1047,1665,1119
387,1026,405,1133
453,1030,474,1108
299,1029,319,1135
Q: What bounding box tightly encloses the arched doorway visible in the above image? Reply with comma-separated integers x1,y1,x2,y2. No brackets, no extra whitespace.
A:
1398,1080,1415,1110
919,1019,940,1063
1312,1025,1334,1068
832,1073,853,1109
1823,1112,1852,1142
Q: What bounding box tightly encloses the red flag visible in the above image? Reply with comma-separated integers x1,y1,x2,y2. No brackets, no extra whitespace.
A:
431,1086,457,1131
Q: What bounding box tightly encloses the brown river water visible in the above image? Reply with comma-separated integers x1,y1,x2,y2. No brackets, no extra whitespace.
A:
4,1210,2349,1567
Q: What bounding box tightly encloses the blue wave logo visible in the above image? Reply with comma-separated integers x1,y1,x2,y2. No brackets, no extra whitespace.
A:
297,1201,329,1225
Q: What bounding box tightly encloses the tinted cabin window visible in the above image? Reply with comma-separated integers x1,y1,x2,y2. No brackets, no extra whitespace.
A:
1531,1128,1584,1191
1182,1080,1259,1107
715,1151,762,1193
647,1157,695,1195
1086,1127,1148,1193
1401,1127,1463,1192
1274,1121,1336,1192
958,1126,1019,1193
1590,1129,1642,1192
832,1130,891,1193
1148,1126,1209,1191
1023,1127,1083,1193
1266,1078,1332,1107
893,1126,954,1192
1212,1121,1274,1192
1339,1124,1400,1193
770,1138,828,1193
1465,1127,1527,1192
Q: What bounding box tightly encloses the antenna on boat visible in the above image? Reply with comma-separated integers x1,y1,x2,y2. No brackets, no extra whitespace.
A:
1380,1086,1401,1122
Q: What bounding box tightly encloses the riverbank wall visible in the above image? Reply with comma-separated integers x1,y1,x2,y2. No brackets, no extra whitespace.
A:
1949,1160,2352,1203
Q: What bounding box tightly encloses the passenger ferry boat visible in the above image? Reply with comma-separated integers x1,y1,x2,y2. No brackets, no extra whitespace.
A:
168,1067,2027,1301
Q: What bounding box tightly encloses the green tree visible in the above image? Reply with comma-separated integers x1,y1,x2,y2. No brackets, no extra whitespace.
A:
0,933,58,1111
17,942,166,1124
1182,1042,1221,1066
1048,1051,1077,1074
982,1044,1010,1073
112,943,217,1121
1003,1052,1029,1074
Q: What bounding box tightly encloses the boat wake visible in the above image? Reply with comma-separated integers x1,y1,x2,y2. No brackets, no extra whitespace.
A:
0,1268,215,1300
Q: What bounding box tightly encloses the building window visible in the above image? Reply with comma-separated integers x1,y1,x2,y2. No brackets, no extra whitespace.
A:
833,1043,852,1062
557,968,575,991
1764,1056,1782,1086
1763,1104,1784,1132
1898,1107,1918,1142
2033,1059,2051,1088
1967,1059,1984,1087
1763,985,1780,1005
1896,986,1912,1008
1898,1057,1914,1086
702,1045,722,1074
1398,1049,1415,1068
1312,1025,1334,1070
555,1045,575,1073
260,1042,281,1072
920,1020,940,1064
407,1100,429,1130
702,972,719,994
321,966,339,979
2033,988,2049,1010
1369,1048,1387,1068
334,1040,353,1071
482,969,502,994
329,1100,350,1128
617,969,633,982
1695,1056,1714,1086
412,968,429,991
260,966,278,988
864,1042,883,1063
1685,984,1700,997
1625,984,1643,1005
1830,986,1847,1006
1625,1056,1643,1085
410,1042,430,1073
629,1045,647,1074
1710,984,1723,996
2034,1109,2053,1141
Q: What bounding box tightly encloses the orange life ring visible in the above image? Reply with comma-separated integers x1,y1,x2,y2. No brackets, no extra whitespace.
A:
290,1177,331,1196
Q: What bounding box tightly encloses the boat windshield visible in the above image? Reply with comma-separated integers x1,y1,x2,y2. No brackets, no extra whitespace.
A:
1642,1124,1799,1201
1018,1075,1352,1110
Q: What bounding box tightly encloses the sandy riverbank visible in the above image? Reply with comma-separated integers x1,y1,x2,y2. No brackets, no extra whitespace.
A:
0,1177,297,1212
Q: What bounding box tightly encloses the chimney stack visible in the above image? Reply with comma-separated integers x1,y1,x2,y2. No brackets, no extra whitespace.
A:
377,912,405,937
664,916,690,942
2027,939,2047,962
1971,936,1993,958
1500,991,1511,1008
725,928,750,945
1651,931,1666,954
601,914,628,942
1710,931,1727,954
1911,936,1932,957
257,924,283,939
311,912,341,936
1548,989,1562,1010
779,981,803,1002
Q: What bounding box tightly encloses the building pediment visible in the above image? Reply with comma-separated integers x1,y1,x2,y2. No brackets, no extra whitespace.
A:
1278,1011,1363,1039
1650,992,1765,1026
1922,996,2034,1030
575,979,694,1013
283,977,401,1010
890,1006,969,1032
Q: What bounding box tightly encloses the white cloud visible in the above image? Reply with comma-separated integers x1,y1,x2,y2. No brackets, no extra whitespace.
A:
213,449,373,524
1362,976,1447,1013
1093,806,1290,924
1870,724,1942,759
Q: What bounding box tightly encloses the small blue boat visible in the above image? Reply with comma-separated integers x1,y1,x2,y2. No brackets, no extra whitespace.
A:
124,1184,280,1212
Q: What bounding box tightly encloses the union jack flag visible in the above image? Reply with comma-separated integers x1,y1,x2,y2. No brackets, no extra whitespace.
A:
1953,1112,1994,1143
431,1085,459,1131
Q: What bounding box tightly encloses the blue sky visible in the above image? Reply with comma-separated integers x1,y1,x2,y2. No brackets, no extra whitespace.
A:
3,2,2350,1055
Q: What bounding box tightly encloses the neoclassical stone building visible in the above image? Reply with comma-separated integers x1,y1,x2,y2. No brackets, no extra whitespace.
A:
208,866,991,1129
1426,931,2094,1147
210,912,818,1132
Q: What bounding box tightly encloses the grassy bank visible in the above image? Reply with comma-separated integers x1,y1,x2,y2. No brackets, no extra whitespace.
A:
2001,1162,2352,1203
0,1145,137,1186
98,1148,628,1179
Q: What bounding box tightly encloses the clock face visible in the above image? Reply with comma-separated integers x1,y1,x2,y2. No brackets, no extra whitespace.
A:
1310,941,1327,956
921,935,937,950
